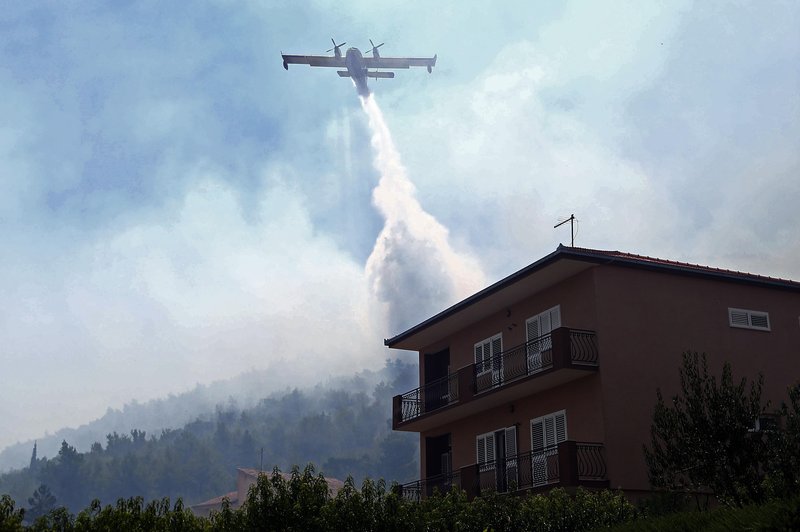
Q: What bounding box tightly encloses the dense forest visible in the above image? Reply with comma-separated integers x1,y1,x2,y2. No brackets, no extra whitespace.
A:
0,359,419,514
1,358,412,472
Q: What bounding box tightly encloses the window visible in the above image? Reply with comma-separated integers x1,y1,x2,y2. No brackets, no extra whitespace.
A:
474,333,502,376
751,415,779,433
476,426,518,492
526,306,561,371
531,410,567,450
476,430,496,466
729,308,770,331
530,410,567,486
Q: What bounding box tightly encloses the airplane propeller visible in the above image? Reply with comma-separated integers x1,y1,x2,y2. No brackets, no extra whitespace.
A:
365,38,384,57
326,38,346,55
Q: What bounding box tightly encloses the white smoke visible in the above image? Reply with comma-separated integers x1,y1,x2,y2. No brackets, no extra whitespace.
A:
360,94,486,334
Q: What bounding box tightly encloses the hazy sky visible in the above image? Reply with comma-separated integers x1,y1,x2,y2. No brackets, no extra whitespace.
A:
1,1,798,451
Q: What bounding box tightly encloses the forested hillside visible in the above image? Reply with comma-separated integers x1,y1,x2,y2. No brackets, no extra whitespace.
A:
1,359,413,473
0,359,418,514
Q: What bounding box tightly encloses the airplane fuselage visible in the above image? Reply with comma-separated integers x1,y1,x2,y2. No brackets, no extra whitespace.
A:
345,47,370,96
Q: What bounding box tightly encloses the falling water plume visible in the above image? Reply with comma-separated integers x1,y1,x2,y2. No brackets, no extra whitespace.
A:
361,94,485,334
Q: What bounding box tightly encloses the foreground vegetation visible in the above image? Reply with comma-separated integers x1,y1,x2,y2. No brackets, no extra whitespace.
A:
4,468,799,531
2,466,638,531
644,352,800,508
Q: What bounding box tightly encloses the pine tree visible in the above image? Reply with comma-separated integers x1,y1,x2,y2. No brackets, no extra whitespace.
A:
29,441,37,472
26,484,56,522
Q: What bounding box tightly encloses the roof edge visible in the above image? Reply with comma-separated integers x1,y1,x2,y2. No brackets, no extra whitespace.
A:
384,245,800,348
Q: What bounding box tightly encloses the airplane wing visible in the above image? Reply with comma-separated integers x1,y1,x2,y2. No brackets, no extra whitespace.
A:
281,54,346,68
362,56,437,70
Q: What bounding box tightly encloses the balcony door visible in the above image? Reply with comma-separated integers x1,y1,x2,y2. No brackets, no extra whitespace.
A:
477,426,517,493
425,433,452,495
424,348,450,411
530,410,567,486
525,306,561,373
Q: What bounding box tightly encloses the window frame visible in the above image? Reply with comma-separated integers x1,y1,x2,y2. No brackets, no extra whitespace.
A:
474,333,503,376
728,308,771,331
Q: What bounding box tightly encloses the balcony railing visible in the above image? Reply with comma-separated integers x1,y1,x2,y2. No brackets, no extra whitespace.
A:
471,441,607,495
474,329,598,394
400,441,607,501
397,470,461,502
393,328,598,428
397,372,459,423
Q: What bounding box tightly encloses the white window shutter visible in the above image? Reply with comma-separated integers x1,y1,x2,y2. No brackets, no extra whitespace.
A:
730,309,749,327
486,433,495,462
543,416,556,447
551,307,561,329
541,313,551,336
554,411,567,443
491,336,502,356
474,343,483,364
531,419,544,450
526,317,540,341
729,308,770,331
505,426,517,457
750,313,769,329
477,435,486,463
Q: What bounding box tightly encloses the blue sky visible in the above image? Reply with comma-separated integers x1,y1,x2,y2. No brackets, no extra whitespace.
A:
1,1,798,451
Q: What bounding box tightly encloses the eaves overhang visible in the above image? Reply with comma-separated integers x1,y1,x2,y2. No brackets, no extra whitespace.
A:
384,245,800,351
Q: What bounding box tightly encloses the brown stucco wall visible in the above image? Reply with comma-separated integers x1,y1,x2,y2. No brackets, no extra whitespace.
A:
420,375,604,473
592,265,800,491
419,269,599,383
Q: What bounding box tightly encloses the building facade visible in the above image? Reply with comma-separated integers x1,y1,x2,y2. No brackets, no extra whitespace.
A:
388,246,800,500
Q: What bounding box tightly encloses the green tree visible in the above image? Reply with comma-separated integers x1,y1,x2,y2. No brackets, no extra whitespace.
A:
0,494,25,532
644,352,766,507
26,485,56,523
764,383,800,497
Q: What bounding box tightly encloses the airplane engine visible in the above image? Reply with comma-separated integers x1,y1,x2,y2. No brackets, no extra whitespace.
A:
427,65,432,73
283,60,288,70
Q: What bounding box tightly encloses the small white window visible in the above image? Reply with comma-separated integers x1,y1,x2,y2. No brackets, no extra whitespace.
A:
729,308,771,331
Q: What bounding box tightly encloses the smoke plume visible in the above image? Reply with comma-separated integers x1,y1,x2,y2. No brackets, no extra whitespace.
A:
361,95,485,334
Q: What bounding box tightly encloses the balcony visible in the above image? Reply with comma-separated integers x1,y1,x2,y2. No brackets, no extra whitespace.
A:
397,470,461,503
393,328,598,431
397,441,608,501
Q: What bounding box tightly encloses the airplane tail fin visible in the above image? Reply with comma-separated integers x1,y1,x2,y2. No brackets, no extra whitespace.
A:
336,70,351,77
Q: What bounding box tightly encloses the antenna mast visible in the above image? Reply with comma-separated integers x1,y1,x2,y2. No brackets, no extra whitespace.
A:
554,214,576,246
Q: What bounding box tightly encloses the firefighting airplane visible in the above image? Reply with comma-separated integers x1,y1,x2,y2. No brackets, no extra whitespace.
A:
281,38,437,96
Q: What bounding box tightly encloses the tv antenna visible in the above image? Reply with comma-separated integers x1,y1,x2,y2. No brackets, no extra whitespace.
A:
554,214,576,246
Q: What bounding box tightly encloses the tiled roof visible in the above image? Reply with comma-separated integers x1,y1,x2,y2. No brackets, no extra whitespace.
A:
238,468,345,492
566,246,800,287
192,491,238,508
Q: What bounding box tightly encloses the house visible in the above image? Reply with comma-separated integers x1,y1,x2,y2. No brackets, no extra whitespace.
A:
387,245,800,500
190,467,344,518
